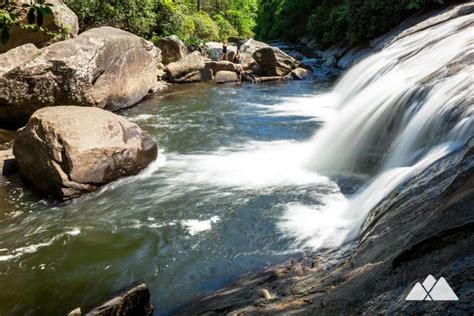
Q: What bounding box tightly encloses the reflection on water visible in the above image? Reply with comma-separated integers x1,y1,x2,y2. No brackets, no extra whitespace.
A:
0,81,337,315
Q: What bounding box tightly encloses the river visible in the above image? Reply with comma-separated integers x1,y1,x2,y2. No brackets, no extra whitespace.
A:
0,80,341,315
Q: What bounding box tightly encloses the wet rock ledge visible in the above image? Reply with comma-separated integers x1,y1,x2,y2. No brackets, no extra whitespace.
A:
68,284,153,316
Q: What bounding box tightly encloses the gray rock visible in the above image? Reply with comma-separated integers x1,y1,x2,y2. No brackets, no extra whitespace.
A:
291,68,313,80
239,39,269,70
239,38,269,55
165,51,206,83
204,42,237,61
205,61,238,74
0,27,161,127
157,35,188,65
322,55,337,68
13,106,157,199
0,0,79,53
215,71,238,84
253,47,301,76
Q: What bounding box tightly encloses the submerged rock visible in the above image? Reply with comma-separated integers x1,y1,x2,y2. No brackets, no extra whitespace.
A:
157,35,188,65
0,27,161,127
13,106,157,199
0,0,79,53
85,284,153,316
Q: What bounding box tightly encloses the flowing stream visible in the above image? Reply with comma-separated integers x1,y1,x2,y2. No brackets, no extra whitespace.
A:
0,12,472,316
0,81,337,315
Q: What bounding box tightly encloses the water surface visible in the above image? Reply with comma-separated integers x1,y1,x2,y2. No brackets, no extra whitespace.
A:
0,81,337,315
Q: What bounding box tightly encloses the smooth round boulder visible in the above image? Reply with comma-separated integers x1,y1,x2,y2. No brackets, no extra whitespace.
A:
157,35,188,65
13,106,158,199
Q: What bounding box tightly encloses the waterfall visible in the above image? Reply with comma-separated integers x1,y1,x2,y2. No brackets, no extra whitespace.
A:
279,13,474,249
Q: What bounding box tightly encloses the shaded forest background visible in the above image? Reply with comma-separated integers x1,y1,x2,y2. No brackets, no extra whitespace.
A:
64,0,462,48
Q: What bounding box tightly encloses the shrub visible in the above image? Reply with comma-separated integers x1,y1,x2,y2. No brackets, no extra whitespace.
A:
214,14,238,40
191,11,219,41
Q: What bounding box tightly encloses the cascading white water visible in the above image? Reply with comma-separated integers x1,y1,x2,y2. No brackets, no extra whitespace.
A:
279,12,474,249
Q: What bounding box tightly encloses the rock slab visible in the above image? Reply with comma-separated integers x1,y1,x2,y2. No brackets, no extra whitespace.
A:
13,106,158,199
0,27,161,127
86,284,153,316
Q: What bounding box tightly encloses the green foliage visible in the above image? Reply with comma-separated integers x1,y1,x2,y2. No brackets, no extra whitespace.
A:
191,11,219,41
66,0,156,38
66,0,258,44
214,14,238,40
308,0,349,48
257,0,456,49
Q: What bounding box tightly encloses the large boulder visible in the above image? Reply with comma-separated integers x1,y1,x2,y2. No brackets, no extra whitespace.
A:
0,0,79,53
238,38,269,70
157,35,188,65
13,106,158,199
239,38,269,55
252,47,302,76
165,51,206,83
0,27,161,127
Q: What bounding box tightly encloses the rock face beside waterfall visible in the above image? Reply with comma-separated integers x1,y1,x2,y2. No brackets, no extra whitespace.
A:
0,27,161,127
13,106,158,199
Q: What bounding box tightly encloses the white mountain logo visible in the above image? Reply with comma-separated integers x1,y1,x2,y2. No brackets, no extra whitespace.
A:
406,275,458,301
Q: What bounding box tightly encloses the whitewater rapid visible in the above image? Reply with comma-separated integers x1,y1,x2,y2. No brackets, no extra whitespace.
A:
280,12,473,249
159,12,473,250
